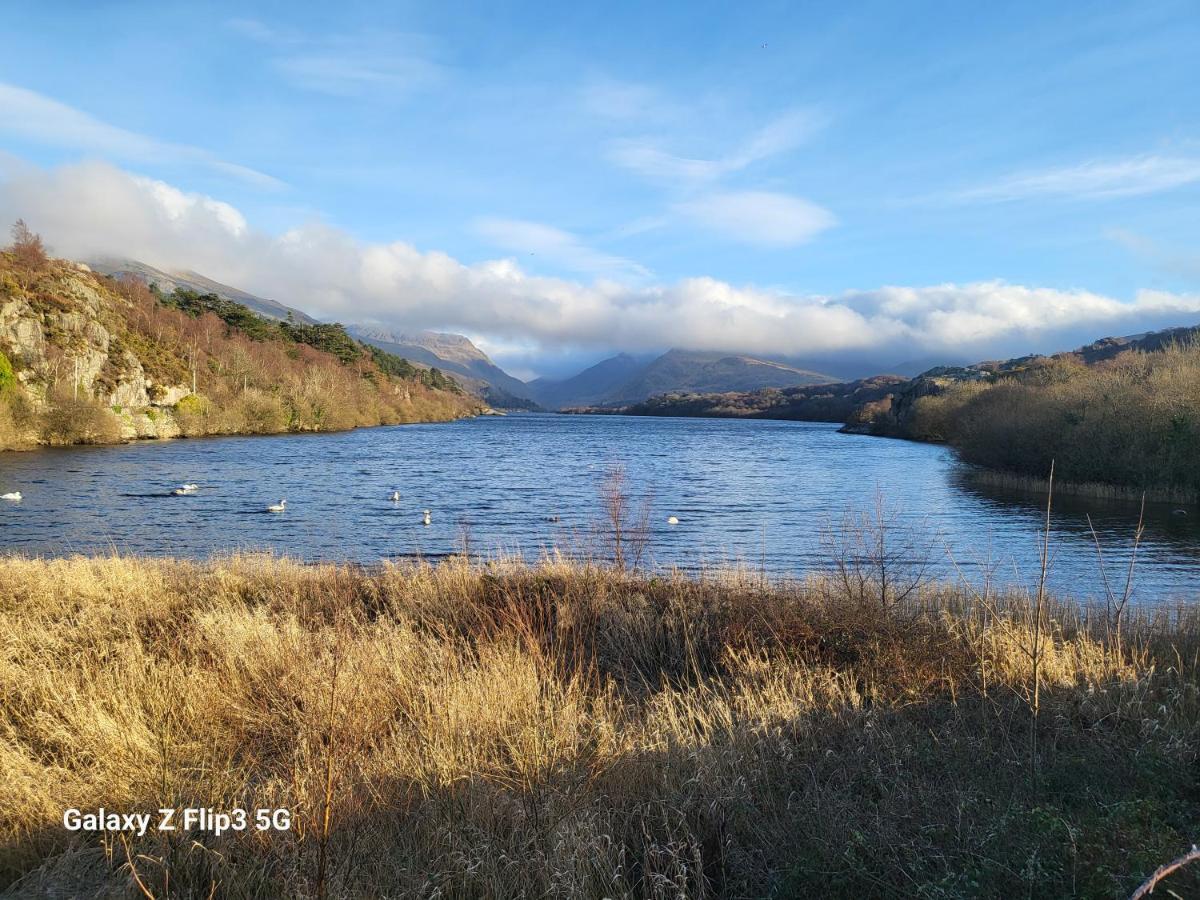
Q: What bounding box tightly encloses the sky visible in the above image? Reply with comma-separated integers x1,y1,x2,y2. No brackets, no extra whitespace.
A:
0,0,1198,379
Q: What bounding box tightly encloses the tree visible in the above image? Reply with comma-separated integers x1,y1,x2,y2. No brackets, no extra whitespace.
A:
8,220,48,270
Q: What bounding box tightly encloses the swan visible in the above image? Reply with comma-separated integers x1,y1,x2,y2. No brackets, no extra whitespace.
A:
666,516,679,525
422,509,431,526
267,499,287,512
1,491,21,502
172,483,199,495
389,491,401,501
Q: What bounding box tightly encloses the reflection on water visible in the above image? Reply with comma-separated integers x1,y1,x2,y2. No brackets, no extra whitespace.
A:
0,414,1196,605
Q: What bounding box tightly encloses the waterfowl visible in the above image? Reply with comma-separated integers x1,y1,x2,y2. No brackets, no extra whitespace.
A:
667,516,679,525
1,491,21,502
546,515,560,523
422,509,431,526
172,483,199,495
267,499,287,512
389,491,401,501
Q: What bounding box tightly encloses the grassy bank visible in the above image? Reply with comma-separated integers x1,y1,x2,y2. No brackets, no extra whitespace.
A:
2,553,1198,898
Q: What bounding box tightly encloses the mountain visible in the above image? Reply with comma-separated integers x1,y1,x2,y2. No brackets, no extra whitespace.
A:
525,353,650,409
530,349,838,410
89,258,317,324
349,327,539,410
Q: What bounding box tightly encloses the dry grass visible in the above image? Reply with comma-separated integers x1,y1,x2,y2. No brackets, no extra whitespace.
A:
1,553,1198,898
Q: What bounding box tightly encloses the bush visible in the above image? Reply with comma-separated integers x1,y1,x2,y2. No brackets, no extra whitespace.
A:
232,389,290,434
38,394,122,445
0,349,14,394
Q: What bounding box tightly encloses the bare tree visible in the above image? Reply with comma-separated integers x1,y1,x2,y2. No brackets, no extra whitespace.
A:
599,464,652,571
823,491,934,611
8,219,48,270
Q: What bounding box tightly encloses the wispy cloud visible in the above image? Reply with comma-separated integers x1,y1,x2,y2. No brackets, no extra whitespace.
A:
226,18,442,97
0,83,282,189
955,154,1200,202
608,109,825,185
675,191,836,246
1107,227,1200,281
7,160,1195,361
581,78,671,122
473,217,651,280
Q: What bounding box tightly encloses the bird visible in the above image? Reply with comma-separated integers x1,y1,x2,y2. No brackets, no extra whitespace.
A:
422,509,431,526
667,516,679,525
172,483,199,495
546,515,560,523
267,499,287,512
1,491,21,502
389,491,401,501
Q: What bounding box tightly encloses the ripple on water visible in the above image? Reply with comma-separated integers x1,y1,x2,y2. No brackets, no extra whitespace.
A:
0,414,1197,603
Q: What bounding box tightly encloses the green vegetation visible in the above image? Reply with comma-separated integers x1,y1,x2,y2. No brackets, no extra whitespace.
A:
0,348,14,393
1,547,1197,898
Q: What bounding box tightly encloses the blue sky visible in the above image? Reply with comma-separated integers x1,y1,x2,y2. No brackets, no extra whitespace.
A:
1,0,1198,376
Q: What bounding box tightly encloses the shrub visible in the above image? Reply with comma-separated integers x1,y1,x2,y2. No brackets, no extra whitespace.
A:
38,394,122,445
0,349,14,394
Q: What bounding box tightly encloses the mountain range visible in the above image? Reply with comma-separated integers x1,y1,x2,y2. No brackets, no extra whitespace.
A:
92,258,846,410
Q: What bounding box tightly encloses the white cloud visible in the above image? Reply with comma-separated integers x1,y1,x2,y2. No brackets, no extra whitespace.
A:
3,160,1198,361
473,217,651,279
675,191,836,246
956,154,1200,202
0,82,283,189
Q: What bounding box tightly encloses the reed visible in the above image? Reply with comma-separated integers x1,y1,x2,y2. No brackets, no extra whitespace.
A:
1,551,1198,898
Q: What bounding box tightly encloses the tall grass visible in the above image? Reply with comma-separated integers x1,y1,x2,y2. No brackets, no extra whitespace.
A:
1,548,1198,898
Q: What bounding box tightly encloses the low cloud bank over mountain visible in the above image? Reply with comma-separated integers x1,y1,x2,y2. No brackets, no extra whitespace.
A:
3,159,1198,370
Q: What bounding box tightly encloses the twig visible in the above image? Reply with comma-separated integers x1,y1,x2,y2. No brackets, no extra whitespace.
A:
1131,844,1200,899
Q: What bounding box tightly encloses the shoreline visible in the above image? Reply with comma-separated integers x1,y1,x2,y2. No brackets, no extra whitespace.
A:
0,403,488,454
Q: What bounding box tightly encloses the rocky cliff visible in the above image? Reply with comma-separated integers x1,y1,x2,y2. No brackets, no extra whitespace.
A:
1,260,192,442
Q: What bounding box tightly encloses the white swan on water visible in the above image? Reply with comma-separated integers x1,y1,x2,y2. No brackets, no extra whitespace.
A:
172,483,199,495
1,491,21,502
666,516,679,525
267,499,287,512
389,491,401,501
423,509,431,526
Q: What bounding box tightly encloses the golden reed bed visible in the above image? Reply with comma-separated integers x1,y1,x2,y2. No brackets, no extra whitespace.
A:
1,552,1198,898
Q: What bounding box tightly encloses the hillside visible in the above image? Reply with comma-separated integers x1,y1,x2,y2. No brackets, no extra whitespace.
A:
0,228,480,450
351,326,540,410
577,374,909,421
90,258,318,324
856,325,1200,499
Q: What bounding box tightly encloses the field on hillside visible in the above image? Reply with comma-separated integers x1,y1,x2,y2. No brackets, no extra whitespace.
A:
2,548,1198,898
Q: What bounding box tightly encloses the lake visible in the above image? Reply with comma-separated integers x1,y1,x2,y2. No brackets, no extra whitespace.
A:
1,413,1197,605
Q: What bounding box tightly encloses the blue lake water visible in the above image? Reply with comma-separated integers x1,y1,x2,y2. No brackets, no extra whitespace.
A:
1,413,1197,605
